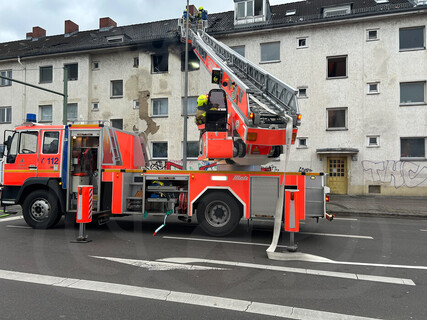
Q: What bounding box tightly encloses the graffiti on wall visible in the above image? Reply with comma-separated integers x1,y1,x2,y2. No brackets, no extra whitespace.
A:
298,167,313,173
362,160,427,188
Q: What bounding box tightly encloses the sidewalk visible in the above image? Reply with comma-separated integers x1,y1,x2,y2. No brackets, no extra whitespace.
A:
327,195,427,218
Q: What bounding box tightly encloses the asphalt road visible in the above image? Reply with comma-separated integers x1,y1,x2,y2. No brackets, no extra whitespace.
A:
0,209,426,320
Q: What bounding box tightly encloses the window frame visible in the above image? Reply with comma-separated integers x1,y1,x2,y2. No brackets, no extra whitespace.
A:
0,70,12,87
230,45,246,57
297,87,308,98
296,137,308,149
0,106,12,123
367,82,380,95
181,51,200,72
327,55,348,79
67,103,78,122
92,102,99,112
399,26,425,52
151,98,168,117
366,28,379,41
400,137,426,160
151,53,169,74
326,107,348,131
399,81,426,106
260,41,281,63
297,37,308,49
367,135,380,148
110,80,124,98
151,141,168,160
133,100,140,110
182,141,199,159
64,63,78,81
39,104,53,123
92,62,99,70
39,66,53,83
42,131,60,154
181,96,198,116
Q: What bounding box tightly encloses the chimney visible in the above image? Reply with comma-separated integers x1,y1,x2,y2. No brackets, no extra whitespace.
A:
99,17,117,31
188,5,198,17
26,32,33,40
32,26,46,39
65,20,79,36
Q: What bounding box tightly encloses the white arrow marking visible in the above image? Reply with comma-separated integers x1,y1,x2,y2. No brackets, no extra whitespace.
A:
157,257,415,286
91,256,228,271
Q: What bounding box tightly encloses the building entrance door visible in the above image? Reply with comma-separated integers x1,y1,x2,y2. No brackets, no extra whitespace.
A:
327,157,347,194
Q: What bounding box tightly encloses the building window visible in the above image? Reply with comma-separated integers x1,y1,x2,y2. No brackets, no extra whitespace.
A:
367,82,380,94
133,100,139,109
297,138,307,149
183,141,199,159
107,35,123,43
133,57,139,68
92,102,99,111
399,27,425,51
182,96,198,115
327,108,347,130
400,82,425,105
231,46,245,57
42,131,59,154
0,106,12,123
236,0,263,18
110,119,123,130
327,56,347,79
181,51,200,72
67,103,78,121
92,62,99,70
367,135,380,147
111,80,123,98
152,98,168,117
298,87,307,98
152,53,168,73
39,105,52,122
152,142,168,159
366,29,379,41
297,37,308,48
401,138,426,159
0,70,12,86
260,42,280,63
64,63,78,81
323,5,351,18
39,66,53,83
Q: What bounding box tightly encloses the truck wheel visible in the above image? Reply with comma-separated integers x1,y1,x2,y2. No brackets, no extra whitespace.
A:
197,192,241,236
22,190,60,229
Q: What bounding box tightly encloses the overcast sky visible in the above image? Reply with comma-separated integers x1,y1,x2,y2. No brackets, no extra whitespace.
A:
0,0,300,43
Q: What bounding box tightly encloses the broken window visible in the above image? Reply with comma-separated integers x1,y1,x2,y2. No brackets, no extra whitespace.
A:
152,53,168,73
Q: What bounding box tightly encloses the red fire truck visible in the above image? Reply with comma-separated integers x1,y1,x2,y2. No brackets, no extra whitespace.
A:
0,18,332,240
0,120,328,236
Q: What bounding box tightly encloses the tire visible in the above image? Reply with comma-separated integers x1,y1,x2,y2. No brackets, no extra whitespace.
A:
197,191,242,236
22,190,60,229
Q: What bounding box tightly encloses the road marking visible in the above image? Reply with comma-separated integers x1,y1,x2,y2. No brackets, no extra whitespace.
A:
91,256,228,271
333,217,358,221
0,268,380,320
6,225,32,229
299,232,373,239
163,236,289,248
0,216,23,223
158,258,415,286
421,230,427,232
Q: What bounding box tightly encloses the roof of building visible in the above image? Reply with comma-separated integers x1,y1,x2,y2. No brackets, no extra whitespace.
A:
0,0,422,61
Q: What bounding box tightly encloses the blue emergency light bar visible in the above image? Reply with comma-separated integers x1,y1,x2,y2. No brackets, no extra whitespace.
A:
26,113,36,122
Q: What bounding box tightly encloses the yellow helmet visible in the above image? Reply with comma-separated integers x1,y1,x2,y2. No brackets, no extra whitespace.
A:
197,94,208,106
199,6,203,10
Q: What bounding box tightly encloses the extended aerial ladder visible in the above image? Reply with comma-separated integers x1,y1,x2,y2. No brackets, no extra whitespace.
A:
178,19,301,166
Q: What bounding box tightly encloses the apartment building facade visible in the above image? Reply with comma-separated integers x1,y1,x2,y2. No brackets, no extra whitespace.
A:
0,0,426,196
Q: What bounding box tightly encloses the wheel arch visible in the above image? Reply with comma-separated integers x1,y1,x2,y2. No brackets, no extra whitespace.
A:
17,178,66,213
192,187,244,218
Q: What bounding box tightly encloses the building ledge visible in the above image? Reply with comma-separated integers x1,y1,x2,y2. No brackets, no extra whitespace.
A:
316,148,359,154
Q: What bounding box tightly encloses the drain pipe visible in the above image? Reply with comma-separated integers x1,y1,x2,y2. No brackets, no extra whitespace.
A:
17,56,27,119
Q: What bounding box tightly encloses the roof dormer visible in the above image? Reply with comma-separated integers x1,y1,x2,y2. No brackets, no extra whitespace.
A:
234,0,271,26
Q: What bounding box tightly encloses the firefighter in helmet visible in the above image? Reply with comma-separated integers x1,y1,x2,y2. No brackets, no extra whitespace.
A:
195,94,217,125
